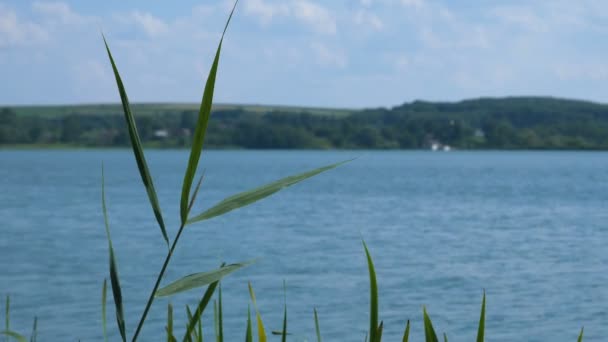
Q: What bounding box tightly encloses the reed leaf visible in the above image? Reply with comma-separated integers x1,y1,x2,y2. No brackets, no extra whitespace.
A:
281,281,287,342
180,1,239,224
376,321,383,342
423,307,439,342
577,327,584,342
156,261,253,297
188,173,205,217
183,281,220,342
188,160,352,224
217,285,223,342
0,331,26,342
167,303,176,342
5,295,9,342
197,316,203,342
247,283,267,342
245,306,253,342
313,308,322,342
476,292,485,342
29,317,36,342
102,36,168,245
102,279,107,342
362,240,379,342
402,320,410,342
101,165,127,342
185,306,194,342
443,333,448,342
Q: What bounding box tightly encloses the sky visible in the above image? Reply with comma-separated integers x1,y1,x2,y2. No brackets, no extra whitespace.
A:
1,0,608,108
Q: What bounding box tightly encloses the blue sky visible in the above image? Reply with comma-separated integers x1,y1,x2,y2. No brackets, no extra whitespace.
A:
1,0,607,108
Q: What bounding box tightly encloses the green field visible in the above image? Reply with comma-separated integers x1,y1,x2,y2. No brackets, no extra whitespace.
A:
11,103,354,117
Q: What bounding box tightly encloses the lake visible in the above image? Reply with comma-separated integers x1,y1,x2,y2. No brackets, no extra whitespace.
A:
1,150,607,341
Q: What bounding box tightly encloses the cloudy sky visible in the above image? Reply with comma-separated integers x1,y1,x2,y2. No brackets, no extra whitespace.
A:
1,0,607,108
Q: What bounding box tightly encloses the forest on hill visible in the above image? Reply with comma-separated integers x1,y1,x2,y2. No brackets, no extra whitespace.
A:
2,97,608,149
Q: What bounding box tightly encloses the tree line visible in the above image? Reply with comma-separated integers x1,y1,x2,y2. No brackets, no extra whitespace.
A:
3,97,608,149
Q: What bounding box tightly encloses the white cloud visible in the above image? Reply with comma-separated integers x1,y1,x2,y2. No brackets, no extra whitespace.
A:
491,6,548,33
131,11,169,37
242,0,336,35
353,9,384,31
244,0,289,24
0,4,48,47
291,0,336,35
32,1,88,25
310,42,347,68
401,0,425,9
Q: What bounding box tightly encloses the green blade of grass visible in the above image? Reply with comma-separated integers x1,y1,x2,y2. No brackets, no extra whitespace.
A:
5,295,9,342
402,320,410,342
376,321,383,342
423,307,439,342
197,315,203,342
247,282,267,342
102,35,169,246
156,260,254,297
180,0,239,224
577,327,584,342
443,333,448,342
101,165,127,342
476,291,485,342
185,306,195,342
0,331,27,342
313,308,322,342
218,285,223,342
213,301,218,342
188,160,352,225
183,277,222,342
362,240,378,342
102,279,108,342
29,317,37,342
167,303,176,342
245,306,253,342
281,281,287,342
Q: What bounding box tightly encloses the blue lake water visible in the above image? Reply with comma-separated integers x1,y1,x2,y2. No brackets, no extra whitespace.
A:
1,150,607,341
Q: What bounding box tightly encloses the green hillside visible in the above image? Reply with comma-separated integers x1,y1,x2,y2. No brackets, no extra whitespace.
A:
3,96,608,149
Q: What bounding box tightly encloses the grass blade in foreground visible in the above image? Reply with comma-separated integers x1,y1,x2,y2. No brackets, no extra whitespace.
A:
314,308,322,342
29,317,37,342
102,166,127,342
102,36,169,246
5,295,9,342
423,308,439,342
245,306,253,342
281,281,287,342
102,279,108,342
156,261,254,297
129,4,240,339
167,303,176,342
248,283,267,342
183,281,220,342
402,320,410,342
376,321,383,341
363,240,379,342
578,327,584,342
476,292,485,342
180,0,238,224
217,285,223,342
0,331,26,342
188,160,352,224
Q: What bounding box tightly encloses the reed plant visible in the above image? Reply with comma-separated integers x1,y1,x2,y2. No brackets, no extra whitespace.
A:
1,1,586,341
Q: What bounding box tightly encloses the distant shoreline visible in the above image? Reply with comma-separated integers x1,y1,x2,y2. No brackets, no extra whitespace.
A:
4,96,608,150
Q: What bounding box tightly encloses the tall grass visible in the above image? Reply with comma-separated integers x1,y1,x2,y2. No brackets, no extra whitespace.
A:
1,1,587,341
